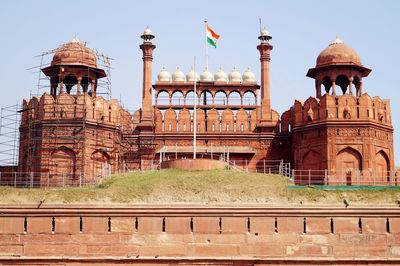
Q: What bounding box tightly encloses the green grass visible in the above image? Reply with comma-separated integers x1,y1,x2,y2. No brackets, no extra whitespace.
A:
1,169,400,205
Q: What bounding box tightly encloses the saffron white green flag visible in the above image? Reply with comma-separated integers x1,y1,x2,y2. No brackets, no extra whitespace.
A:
206,25,220,48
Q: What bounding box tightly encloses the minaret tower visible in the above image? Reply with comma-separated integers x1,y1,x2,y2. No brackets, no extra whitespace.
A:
139,27,156,130
257,27,273,127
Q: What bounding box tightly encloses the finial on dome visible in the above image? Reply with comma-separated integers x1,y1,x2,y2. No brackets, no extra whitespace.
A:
258,26,272,43
330,36,344,46
70,37,81,43
141,27,155,43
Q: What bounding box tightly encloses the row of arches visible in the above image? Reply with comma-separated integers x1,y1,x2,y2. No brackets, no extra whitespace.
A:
155,108,258,133
20,147,112,185
156,90,257,106
316,74,362,97
302,147,390,185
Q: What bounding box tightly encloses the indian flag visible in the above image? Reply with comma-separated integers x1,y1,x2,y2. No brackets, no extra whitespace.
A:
206,25,220,48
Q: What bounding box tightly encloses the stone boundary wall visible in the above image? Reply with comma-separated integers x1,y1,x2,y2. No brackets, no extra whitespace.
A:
0,205,400,265
160,158,229,170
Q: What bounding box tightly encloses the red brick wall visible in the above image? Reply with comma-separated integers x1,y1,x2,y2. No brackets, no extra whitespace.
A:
0,207,399,265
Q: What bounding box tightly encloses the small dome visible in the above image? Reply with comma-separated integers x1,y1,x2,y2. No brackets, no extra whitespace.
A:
316,37,362,67
157,67,171,82
242,68,256,83
200,69,213,82
186,67,199,82
172,67,185,82
260,27,270,37
229,67,242,83
214,67,227,82
51,38,97,68
143,27,153,36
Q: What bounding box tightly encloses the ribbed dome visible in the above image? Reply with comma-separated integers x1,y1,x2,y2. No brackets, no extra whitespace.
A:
186,67,199,82
157,67,171,82
172,68,185,82
316,37,362,67
229,67,242,83
200,69,213,82
51,38,97,68
242,68,256,83
214,67,227,82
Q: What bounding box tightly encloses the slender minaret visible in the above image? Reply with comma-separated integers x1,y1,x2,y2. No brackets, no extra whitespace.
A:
139,27,156,130
257,27,273,124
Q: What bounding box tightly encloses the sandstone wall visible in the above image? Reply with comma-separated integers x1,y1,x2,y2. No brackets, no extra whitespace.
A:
0,206,399,265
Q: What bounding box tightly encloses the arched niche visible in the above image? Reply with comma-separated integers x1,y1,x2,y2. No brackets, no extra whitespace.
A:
164,109,177,132
178,108,191,132
221,109,234,132
236,109,249,132
50,146,76,181
207,109,220,132
91,150,111,179
375,150,390,180
336,147,362,185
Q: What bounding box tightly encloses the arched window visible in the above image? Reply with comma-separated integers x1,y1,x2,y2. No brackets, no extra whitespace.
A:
199,90,213,105
171,91,184,105
336,75,350,95
185,91,195,105
243,91,256,105
322,76,332,95
214,91,227,105
228,91,241,105
157,91,169,105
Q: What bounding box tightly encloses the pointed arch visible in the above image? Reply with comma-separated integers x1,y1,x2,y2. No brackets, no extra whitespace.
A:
207,109,220,132
178,108,191,132
154,108,163,132
236,109,249,132
164,109,177,132
336,147,362,185
221,109,234,132
375,150,390,182
50,146,76,183
91,150,111,179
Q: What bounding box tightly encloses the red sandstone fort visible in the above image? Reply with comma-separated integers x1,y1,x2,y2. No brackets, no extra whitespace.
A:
0,27,393,186
0,27,399,266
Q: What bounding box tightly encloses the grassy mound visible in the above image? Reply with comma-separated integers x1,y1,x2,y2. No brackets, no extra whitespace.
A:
0,169,400,205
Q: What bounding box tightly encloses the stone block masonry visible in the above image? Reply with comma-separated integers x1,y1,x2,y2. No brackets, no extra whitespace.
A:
0,205,400,265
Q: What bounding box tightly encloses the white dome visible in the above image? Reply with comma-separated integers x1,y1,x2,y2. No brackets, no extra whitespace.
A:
143,27,153,35
242,68,256,83
186,67,199,82
157,67,171,82
229,67,242,83
172,67,185,82
214,68,227,82
260,27,269,37
200,69,213,82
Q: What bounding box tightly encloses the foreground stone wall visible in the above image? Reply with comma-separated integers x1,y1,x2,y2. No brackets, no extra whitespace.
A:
0,206,400,265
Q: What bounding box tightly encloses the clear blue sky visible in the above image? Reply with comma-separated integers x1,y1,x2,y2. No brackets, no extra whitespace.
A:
0,0,399,165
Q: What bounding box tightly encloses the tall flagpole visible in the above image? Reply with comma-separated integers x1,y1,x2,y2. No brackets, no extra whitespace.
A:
193,56,197,160
204,21,208,70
